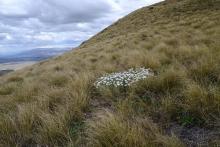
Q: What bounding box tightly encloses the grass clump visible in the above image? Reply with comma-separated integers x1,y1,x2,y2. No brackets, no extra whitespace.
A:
85,111,183,147
189,58,220,86
49,74,68,87
7,76,23,83
133,68,186,97
0,83,15,95
183,84,220,125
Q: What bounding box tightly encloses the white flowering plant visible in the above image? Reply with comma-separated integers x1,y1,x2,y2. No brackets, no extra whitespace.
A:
94,68,154,88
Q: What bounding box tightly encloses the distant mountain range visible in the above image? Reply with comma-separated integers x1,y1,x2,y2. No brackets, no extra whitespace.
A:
0,47,71,63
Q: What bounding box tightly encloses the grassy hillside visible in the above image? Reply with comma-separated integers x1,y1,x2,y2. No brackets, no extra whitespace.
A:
0,0,220,146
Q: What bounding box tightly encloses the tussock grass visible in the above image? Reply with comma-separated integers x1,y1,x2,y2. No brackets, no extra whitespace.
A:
7,76,23,83
133,68,186,97
184,83,220,124
0,0,219,146
85,111,183,147
0,83,15,95
49,74,69,87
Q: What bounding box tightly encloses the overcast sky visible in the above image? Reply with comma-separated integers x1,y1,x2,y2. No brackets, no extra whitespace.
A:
0,0,163,55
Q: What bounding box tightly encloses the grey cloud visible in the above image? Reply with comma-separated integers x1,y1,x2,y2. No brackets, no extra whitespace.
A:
39,0,113,24
0,34,6,41
0,0,114,25
0,0,163,55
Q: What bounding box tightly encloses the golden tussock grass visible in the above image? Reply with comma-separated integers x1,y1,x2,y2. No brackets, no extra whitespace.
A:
0,0,220,146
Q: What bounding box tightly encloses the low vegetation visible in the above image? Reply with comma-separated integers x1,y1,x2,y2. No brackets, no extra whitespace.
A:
0,0,219,146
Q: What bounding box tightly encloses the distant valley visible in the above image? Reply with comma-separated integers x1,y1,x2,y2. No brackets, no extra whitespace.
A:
0,47,71,64
0,47,71,76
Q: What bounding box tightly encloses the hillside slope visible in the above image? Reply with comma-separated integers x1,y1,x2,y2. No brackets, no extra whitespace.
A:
0,0,220,146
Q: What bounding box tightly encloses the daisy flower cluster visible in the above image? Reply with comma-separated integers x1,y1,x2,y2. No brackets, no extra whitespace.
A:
94,68,153,88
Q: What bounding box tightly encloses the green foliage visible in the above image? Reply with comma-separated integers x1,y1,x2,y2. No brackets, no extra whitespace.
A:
69,121,85,138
